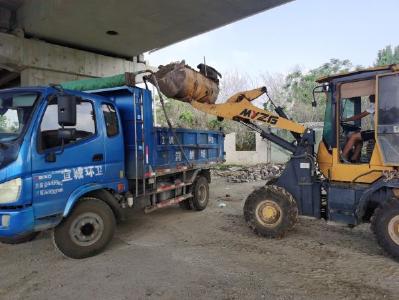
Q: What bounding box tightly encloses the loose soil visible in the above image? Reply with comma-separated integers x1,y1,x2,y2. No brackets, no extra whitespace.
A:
0,177,398,300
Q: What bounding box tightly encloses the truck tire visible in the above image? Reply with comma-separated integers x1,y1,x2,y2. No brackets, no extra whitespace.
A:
191,176,209,211
0,232,39,245
179,199,192,210
53,197,116,259
244,185,298,238
371,198,399,260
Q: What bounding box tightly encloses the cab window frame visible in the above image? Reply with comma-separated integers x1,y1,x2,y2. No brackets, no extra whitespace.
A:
101,102,119,138
322,89,335,149
36,97,98,153
376,72,399,165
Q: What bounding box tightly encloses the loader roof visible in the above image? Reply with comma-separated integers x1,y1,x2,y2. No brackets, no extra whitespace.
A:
316,64,399,83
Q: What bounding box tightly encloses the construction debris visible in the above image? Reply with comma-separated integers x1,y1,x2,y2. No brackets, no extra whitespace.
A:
211,164,284,183
148,61,221,104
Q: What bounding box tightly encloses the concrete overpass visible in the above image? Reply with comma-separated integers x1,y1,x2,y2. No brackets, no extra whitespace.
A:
0,0,292,87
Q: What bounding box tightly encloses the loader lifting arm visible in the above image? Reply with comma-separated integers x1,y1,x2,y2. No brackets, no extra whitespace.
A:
191,87,306,153
192,87,305,134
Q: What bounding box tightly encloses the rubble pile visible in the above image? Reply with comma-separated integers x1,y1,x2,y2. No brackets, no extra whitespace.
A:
212,164,285,183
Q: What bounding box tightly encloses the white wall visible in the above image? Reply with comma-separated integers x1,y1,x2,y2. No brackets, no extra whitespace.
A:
224,132,291,165
224,128,323,165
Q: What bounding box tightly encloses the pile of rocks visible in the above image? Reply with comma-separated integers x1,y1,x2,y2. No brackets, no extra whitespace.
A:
212,164,284,183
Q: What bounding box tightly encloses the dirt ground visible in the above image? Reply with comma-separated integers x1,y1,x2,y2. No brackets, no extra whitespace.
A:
0,177,398,300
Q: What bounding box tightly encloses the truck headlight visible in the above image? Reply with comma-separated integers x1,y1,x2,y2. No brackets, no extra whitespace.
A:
0,178,22,204
1,215,10,227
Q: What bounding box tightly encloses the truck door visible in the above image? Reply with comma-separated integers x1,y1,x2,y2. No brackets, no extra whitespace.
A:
31,98,105,218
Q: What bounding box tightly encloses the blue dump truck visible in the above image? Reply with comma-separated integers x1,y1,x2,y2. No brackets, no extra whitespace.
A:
0,82,224,258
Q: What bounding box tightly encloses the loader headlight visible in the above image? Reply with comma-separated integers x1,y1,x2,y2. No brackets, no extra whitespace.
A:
0,178,22,204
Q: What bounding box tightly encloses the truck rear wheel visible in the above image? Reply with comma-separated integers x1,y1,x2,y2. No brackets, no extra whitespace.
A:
179,199,192,210
190,176,209,211
53,197,116,259
371,198,399,260
244,185,298,238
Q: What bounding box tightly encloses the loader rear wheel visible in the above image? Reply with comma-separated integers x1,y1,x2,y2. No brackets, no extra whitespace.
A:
53,198,116,259
244,185,298,238
371,198,399,260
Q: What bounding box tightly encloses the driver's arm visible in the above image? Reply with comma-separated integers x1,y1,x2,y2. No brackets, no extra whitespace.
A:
343,111,370,122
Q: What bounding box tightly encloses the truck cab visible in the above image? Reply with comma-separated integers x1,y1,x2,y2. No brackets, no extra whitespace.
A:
0,85,224,258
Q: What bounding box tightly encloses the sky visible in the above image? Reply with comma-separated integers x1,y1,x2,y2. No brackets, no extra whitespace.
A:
146,0,399,76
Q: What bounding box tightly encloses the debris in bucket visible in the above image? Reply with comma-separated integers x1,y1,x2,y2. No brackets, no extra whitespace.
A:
211,164,284,183
147,60,221,104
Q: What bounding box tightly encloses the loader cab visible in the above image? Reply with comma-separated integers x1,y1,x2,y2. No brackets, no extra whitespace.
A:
317,65,399,183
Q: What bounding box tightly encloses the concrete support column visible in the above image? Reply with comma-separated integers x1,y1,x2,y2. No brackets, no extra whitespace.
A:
0,32,148,86
20,68,92,86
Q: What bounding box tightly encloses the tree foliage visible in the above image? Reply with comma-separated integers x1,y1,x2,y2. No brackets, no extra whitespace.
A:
284,59,352,105
375,45,399,66
282,59,354,122
154,46,395,135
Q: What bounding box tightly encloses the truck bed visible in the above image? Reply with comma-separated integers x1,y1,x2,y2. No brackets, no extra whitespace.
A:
93,86,224,179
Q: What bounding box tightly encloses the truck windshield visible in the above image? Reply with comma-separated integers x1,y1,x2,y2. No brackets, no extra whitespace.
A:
0,92,40,142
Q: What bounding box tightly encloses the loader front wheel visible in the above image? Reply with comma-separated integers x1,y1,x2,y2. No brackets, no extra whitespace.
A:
371,198,399,260
244,185,298,238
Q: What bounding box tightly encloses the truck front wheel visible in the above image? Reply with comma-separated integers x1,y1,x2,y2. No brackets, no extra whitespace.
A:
53,197,116,259
244,185,298,238
372,198,399,260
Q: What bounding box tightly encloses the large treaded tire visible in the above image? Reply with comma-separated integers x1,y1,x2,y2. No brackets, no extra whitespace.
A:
53,198,116,259
0,232,39,245
191,176,209,211
265,177,279,186
371,198,399,260
244,185,298,238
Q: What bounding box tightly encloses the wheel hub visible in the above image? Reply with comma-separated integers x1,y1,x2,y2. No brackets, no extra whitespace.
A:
69,212,104,247
388,215,399,245
256,200,282,226
198,185,207,203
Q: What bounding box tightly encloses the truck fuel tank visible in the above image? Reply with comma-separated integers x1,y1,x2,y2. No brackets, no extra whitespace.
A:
148,61,221,104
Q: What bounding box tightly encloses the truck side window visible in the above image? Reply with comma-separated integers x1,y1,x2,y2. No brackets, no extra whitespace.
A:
39,100,96,151
102,103,119,137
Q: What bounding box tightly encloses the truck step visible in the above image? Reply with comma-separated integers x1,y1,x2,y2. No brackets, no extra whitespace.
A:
144,193,193,213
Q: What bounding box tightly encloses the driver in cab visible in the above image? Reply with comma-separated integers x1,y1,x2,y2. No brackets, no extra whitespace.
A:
342,95,375,163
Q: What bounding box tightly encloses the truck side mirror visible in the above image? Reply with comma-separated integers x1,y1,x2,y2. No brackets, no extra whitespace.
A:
57,94,78,127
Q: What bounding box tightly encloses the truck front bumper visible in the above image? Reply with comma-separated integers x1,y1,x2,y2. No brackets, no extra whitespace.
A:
0,206,35,238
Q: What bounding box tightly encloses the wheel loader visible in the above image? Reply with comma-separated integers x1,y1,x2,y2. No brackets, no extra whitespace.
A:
181,64,399,260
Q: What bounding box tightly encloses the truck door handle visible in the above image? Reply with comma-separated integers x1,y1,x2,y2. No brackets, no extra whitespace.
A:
92,153,104,162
